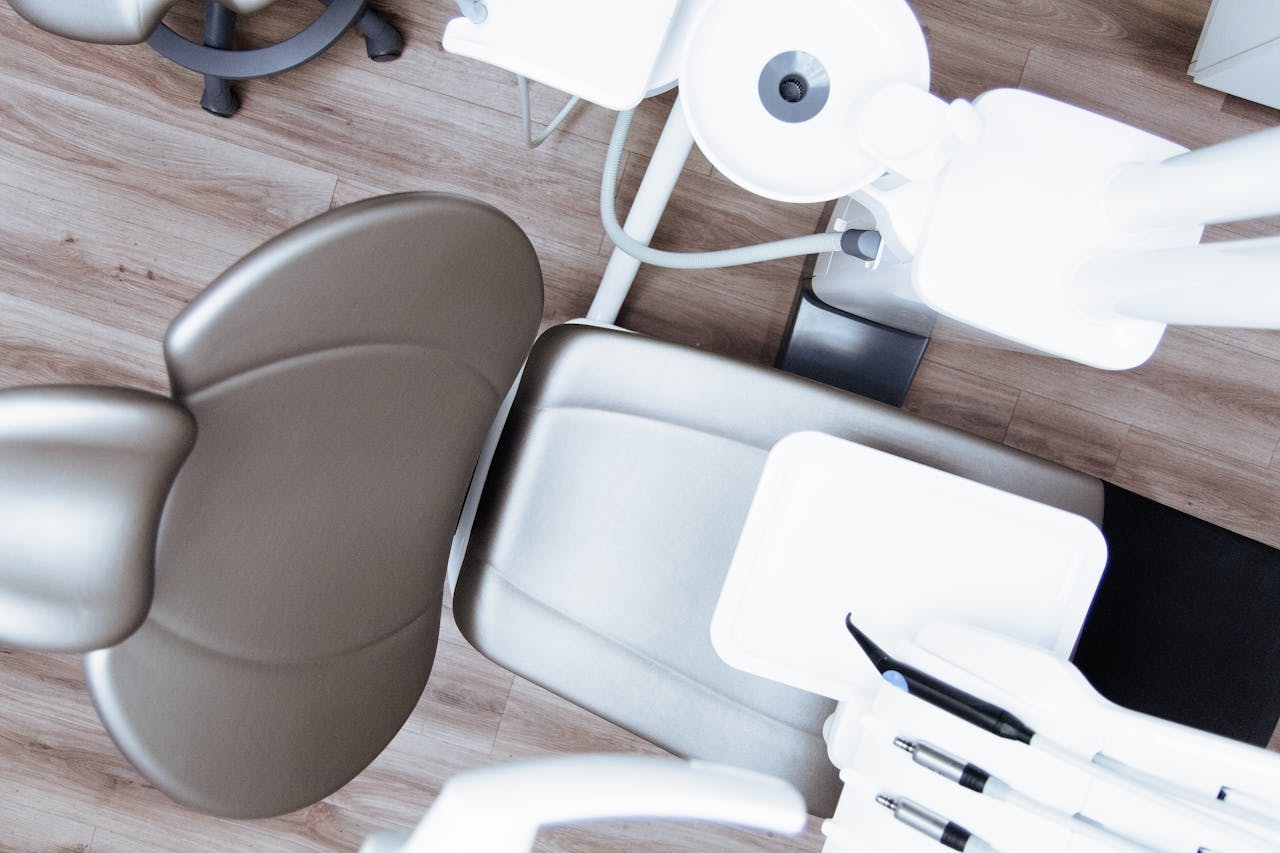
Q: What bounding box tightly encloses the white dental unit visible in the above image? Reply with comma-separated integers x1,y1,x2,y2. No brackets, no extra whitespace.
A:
716,432,1280,852
437,2,1280,851
445,0,1280,373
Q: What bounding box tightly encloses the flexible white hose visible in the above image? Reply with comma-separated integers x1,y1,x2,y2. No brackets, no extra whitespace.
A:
984,778,1157,853
1091,753,1280,836
600,108,845,269
1033,736,1278,852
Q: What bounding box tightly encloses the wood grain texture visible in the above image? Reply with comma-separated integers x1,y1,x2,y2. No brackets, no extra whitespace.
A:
920,21,1030,102
923,321,1280,469
1004,393,1131,479
903,360,1020,443
0,70,337,258
1112,428,1280,547
0,291,165,391
0,800,95,853
606,153,826,362
2,0,1280,846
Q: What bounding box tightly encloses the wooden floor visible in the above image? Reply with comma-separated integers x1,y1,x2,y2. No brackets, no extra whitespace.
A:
1,0,1278,849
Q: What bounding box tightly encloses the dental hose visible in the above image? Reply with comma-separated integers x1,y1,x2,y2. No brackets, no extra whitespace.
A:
600,108,858,269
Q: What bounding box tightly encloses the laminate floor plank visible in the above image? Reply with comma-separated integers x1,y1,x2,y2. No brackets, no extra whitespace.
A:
1017,44,1268,148
1220,93,1280,125
0,183,235,342
0,291,165,391
912,0,1213,76
609,155,823,334
616,266,794,365
1185,327,1280,365
0,8,610,259
903,360,1020,443
923,321,1280,467
0,799,95,853
211,0,719,177
407,611,515,755
600,151,826,362
0,70,337,260
367,0,721,177
919,20,1030,101
1004,392,1131,480
490,677,667,763
612,154,827,299
0,659,305,851
1112,428,1280,548
535,815,824,853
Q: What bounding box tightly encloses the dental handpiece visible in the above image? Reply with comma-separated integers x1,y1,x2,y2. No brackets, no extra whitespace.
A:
876,794,996,853
844,614,1035,743
894,738,1159,853
845,614,1276,850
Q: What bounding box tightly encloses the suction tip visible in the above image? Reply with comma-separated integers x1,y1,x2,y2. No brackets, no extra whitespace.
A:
875,794,897,811
844,613,892,672
892,737,916,754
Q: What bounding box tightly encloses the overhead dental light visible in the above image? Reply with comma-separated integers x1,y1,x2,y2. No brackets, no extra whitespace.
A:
443,0,1280,370
677,0,928,203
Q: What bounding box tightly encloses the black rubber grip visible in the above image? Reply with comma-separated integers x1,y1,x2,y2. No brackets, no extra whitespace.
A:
940,821,971,851
959,763,990,793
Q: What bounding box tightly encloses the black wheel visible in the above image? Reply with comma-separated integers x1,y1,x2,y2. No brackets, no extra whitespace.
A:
200,83,241,117
364,27,403,62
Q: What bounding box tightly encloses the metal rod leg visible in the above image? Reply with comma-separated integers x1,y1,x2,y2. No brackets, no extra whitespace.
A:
588,97,695,325
199,1,239,116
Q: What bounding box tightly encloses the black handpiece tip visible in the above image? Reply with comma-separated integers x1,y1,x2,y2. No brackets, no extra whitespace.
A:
844,613,892,673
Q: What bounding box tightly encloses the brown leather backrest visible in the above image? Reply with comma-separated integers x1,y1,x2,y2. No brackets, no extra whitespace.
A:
87,193,543,817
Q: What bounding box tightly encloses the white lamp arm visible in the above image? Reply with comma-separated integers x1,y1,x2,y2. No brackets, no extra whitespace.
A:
360,754,808,853
1105,123,1280,231
852,82,984,182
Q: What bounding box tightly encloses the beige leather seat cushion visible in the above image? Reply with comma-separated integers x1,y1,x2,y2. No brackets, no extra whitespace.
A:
456,324,1103,817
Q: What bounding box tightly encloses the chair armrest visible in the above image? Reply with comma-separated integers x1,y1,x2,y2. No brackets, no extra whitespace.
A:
0,386,194,652
361,754,807,853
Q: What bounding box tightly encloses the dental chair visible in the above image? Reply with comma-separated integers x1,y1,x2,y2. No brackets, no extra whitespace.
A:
0,192,1103,818
6,0,403,116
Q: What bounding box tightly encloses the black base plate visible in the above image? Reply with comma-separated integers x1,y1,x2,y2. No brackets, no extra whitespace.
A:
777,285,929,407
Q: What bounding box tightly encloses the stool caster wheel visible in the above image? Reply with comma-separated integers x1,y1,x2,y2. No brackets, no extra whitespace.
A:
201,78,240,117
364,27,403,62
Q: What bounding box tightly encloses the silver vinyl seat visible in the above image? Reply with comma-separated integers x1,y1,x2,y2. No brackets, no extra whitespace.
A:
454,324,1103,817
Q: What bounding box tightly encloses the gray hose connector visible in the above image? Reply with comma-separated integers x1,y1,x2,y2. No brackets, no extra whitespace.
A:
601,109,847,269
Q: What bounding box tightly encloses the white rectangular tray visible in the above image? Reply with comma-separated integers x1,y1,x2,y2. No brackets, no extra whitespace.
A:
711,431,1108,701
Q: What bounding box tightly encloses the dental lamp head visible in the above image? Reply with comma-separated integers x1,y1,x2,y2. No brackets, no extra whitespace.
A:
678,0,932,203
